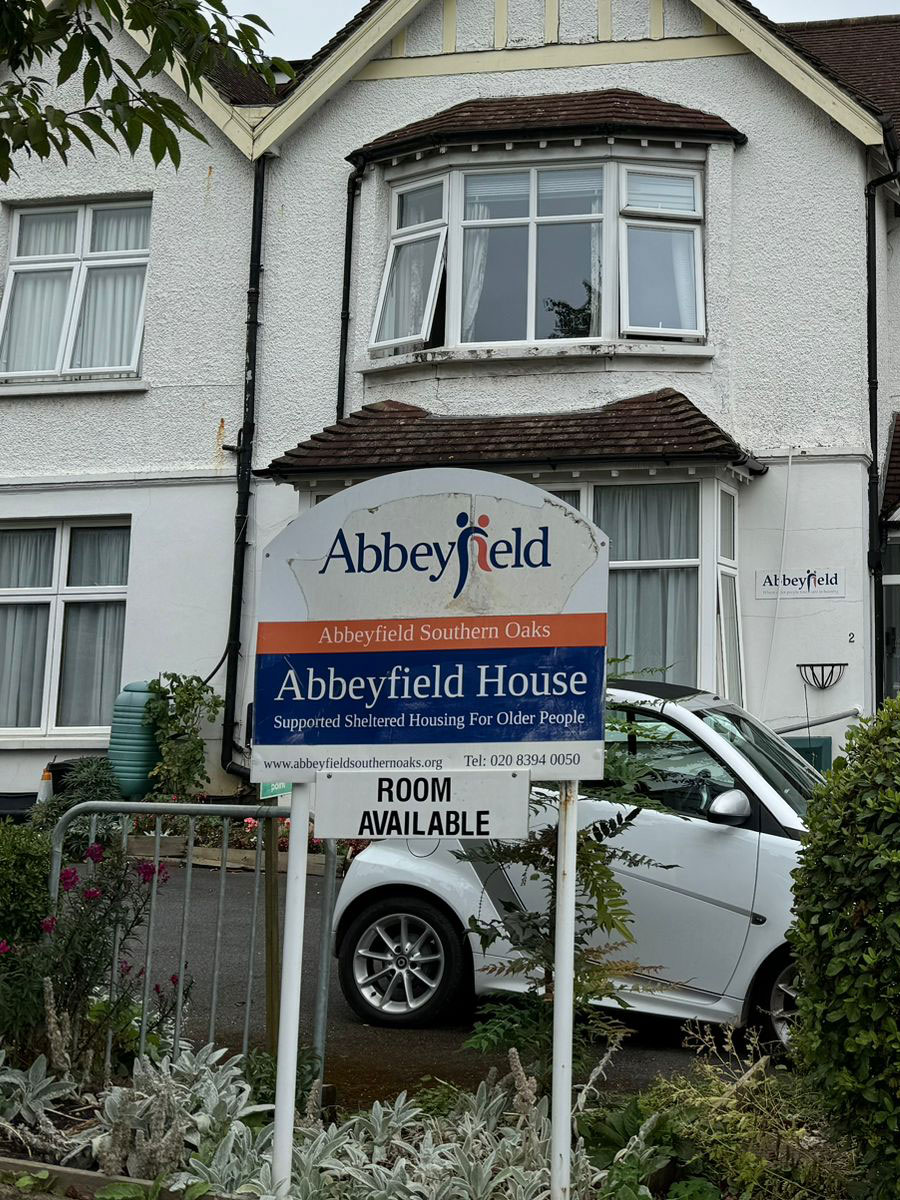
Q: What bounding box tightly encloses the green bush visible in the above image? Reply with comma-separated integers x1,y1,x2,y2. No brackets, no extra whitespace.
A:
790,697,900,1192
29,755,123,856
0,822,52,946
145,672,223,799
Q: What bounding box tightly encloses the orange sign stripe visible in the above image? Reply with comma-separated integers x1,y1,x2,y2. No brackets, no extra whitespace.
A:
257,613,606,654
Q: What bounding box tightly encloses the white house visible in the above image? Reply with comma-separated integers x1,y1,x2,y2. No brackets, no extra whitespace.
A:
2,0,900,804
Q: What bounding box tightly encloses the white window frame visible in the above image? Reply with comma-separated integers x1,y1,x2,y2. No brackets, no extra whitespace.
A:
369,176,448,352
0,519,130,736
372,158,705,353
0,200,151,381
715,482,744,703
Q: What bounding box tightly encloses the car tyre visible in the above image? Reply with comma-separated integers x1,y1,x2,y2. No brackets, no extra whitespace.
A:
751,952,799,1051
338,894,467,1028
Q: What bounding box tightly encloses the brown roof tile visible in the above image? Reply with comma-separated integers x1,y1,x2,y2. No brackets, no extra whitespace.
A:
350,88,745,162
883,413,900,518
784,16,900,133
264,389,764,480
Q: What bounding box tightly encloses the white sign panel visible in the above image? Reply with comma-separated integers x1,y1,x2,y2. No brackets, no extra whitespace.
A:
314,770,530,840
252,468,609,783
756,569,846,599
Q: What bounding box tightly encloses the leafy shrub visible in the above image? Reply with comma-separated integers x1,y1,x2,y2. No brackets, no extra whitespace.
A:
790,697,900,1192
0,821,52,946
243,1046,319,1108
29,755,123,857
145,673,224,799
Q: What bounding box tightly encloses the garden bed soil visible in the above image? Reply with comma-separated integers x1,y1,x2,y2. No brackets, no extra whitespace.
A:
126,837,326,874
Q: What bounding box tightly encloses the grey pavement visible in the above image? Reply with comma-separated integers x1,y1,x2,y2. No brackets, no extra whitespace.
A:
145,864,693,1108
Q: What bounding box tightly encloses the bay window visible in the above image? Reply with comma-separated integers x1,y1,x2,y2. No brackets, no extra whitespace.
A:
0,202,151,380
0,522,130,733
370,159,704,352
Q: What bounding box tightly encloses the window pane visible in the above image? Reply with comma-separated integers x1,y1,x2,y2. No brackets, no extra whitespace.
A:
464,172,529,219
720,490,735,560
375,236,441,344
593,484,699,561
57,600,125,726
69,263,146,369
0,603,49,727
17,211,77,257
885,584,900,698
68,527,130,586
627,171,696,213
538,168,603,216
884,543,900,574
720,572,742,702
536,222,602,339
90,206,151,252
461,225,527,342
398,183,443,229
0,269,72,373
609,568,698,684
0,529,55,588
550,490,581,509
626,226,698,331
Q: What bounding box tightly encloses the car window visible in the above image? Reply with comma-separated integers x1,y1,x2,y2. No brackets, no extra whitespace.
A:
606,707,740,818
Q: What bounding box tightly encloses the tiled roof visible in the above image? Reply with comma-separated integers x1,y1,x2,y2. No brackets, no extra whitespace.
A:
349,89,745,163
203,52,279,105
883,413,900,518
785,16,900,133
264,389,765,480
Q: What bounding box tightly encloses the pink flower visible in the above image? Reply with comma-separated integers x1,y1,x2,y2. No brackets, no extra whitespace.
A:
0,940,11,955
154,983,161,995
135,861,155,883
158,864,170,884
60,867,80,892
120,960,132,975
244,817,258,829
83,887,102,901
170,973,179,986
84,843,105,864
41,916,57,934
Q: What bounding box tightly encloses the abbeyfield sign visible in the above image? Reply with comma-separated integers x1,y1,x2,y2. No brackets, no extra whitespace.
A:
756,569,846,599
251,468,609,783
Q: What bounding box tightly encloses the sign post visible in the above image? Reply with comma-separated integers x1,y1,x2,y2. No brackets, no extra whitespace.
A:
251,468,607,1197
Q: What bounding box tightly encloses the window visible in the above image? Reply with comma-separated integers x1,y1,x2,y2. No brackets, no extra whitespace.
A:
370,161,704,352
593,483,700,685
606,706,740,818
0,202,151,380
0,523,130,732
716,484,743,703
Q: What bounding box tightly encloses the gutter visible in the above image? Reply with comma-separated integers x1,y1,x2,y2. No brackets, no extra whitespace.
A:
865,118,899,709
337,163,365,422
220,153,268,780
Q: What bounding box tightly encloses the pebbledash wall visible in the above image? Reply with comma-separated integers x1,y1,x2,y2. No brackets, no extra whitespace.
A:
0,0,892,797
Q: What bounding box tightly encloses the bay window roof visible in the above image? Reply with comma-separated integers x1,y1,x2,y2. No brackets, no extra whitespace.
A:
349,90,746,166
263,388,765,482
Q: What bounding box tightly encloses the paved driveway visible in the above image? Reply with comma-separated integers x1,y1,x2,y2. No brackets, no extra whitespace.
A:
147,864,692,1107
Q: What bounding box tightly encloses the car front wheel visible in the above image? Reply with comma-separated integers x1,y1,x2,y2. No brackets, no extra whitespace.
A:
754,955,799,1048
338,895,466,1027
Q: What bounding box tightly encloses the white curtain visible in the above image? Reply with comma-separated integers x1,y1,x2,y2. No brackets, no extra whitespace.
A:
589,221,602,336
461,207,490,342
720,572,743,702
670,229,696,330
377,236,439,344
0,269,72,372
68,526,130,586
70,264,146,369
57,601,125,726
0,528,55,588
594,485,699,684
0,604,49,727
91,206,151,252
17,210,77,257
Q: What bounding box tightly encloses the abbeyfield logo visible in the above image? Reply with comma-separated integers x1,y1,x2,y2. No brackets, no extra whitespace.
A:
318,511,551,598
755,569,846,599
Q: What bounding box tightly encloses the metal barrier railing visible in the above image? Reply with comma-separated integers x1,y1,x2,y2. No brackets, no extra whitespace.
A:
48,800,337,1079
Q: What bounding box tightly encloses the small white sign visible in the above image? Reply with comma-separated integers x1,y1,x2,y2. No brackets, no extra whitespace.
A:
313,769,530,840
756,569,846,599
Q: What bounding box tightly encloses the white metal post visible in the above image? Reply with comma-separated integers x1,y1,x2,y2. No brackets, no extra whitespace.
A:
550,779,579,1200
272,782,311,1196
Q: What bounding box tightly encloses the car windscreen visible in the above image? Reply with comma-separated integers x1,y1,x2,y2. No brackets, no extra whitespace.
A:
697,705,820,819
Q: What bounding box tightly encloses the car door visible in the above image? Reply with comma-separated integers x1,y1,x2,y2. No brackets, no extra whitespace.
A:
511,704,760,999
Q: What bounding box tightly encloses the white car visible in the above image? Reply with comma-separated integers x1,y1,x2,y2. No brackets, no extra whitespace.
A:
333,681,818,1045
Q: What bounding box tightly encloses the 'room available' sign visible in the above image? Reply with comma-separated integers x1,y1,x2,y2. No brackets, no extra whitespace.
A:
251,468,609,785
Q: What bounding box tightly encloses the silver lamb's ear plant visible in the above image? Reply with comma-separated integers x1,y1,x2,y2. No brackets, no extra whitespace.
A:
0,1053,77,1127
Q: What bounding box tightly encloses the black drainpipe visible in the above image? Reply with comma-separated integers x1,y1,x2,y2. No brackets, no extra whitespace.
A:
220,154,268,779
337,161,365,422
866,123,899,710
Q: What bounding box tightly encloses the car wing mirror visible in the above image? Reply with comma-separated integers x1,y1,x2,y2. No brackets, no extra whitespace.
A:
707,789,752,826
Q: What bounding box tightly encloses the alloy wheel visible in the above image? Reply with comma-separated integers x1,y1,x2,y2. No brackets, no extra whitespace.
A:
768,962,799,1046
352,912,446,1016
